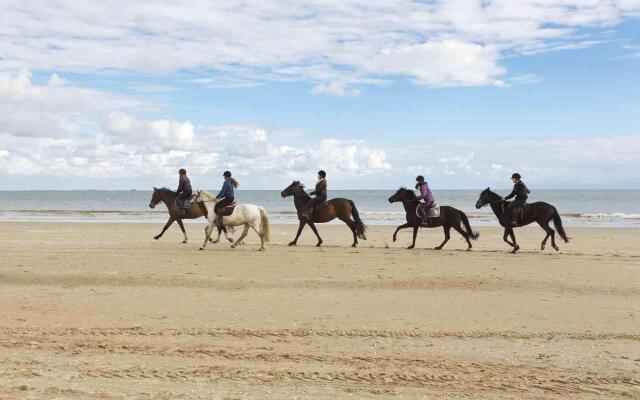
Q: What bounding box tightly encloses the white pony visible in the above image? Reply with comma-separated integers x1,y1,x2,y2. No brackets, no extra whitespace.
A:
195,189,270,251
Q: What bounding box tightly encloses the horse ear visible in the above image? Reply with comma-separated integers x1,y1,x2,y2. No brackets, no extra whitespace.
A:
153,186,157,190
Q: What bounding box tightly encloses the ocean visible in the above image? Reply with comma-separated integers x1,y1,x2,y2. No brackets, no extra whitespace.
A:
0,190,638,227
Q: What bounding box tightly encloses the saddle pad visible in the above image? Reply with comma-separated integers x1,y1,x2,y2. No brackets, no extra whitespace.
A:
176,199,192,209
416,204,440,219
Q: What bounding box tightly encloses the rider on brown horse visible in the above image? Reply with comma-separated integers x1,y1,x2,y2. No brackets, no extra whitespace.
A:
303,170,327,220
214,170,239,228
504,173,530,225
176,168,192,214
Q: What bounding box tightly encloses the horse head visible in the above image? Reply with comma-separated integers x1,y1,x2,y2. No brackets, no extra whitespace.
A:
281,180,305,198
149,187,162,208
388,187,415,203
475,187,498,209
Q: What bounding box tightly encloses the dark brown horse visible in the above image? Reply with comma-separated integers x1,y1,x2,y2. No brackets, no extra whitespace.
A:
475,188,569,253
280,181,366,247
388,187,479,250
148,187,231,244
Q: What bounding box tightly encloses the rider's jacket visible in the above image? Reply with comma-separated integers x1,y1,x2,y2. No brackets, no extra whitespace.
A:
416,182,434,205
177,175,192,196
216,179,235,199
505,181,530,202
310,179,327,198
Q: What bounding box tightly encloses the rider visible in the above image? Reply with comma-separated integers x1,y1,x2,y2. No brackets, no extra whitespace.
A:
415,175,435,207
504,173,530,225
304,170,327,220
214,170,239,227
176,168,192,214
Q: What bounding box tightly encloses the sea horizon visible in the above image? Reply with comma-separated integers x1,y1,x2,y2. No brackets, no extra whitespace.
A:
1,189,638,227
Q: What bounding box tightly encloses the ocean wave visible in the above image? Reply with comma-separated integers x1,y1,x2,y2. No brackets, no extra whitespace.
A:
575,212,640,220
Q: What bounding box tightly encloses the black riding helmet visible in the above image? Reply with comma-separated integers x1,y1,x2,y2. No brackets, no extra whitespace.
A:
318,170,326,178
179,168,187,175
511,173,521,180
223,170,232,178
415,175,425,189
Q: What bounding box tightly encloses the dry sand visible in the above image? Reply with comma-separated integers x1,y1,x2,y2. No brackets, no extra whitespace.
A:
0,221,639,399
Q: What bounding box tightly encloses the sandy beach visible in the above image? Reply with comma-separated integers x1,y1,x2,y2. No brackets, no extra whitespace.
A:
1,221,639,399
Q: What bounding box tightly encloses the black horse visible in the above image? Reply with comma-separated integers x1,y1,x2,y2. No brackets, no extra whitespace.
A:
388,188,479,250
148,187,231,244
475,188,569,253
281,181,366,247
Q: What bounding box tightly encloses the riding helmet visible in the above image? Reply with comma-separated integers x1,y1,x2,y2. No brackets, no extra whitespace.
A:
223,170,232,178
511,173,521,180
318,170,326,178
179,168,187,175
415,175,425,182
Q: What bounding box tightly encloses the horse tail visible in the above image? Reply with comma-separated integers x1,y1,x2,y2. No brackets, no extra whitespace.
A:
349,200,367,240
259,207,271,243
460,211,479,240
552,209,569,243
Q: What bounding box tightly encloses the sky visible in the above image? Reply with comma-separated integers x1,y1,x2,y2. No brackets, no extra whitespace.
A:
1,0,639,190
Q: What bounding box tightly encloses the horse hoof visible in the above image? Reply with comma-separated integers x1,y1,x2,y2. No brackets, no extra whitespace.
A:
407,246,415,250
433,247,442,250
351,244,357,248
199,247,204,251
231,245,236,249
541,245,545,251
154,236,160,240
182,240,187,244
258,247,265,251
227,238,234,243
553,245,559,251
316,243,322,247
288,242,296,246
392,237,397,243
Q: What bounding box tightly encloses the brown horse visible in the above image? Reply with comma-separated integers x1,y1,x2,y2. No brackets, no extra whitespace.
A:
475,188,569,253
280,181,366,247
148,187,232,244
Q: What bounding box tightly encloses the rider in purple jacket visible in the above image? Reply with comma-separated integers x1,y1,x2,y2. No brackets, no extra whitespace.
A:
415,175,434,207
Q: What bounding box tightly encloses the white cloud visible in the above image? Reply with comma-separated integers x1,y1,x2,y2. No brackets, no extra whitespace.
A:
0,71,142,138
311,82,361,97
1,1,638,92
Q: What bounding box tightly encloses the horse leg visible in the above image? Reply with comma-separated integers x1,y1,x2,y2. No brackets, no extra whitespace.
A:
435,226,451,250
289,221,306,246
231,224,250,248
452,224,472,250
407,225,418,249
200,221,214,250
503,228,515,248
222,225,235,243
307,222,323,247
538,220,557,251
339,217,358,247
154,217,175,240
392,222,411,243
249,222,265,251
509,228,519,253
176,219,188,243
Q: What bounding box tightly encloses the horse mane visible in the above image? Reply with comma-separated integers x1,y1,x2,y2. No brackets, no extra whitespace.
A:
398,186,417,200
196,188,216,200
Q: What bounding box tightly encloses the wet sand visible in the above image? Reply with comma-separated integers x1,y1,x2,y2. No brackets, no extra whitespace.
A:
0,221,639,399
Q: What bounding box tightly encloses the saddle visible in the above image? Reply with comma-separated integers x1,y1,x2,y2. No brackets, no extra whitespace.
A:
175,196,195,210
218,202,237,217
416,203,440,226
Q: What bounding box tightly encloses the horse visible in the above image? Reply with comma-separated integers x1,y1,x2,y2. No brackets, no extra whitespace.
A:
388,187,479,250
195,189,270,251
280,181,366,247
475,188,569,253
148,187,234,244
